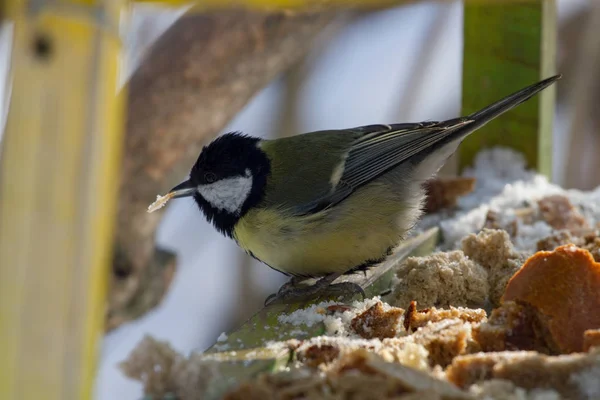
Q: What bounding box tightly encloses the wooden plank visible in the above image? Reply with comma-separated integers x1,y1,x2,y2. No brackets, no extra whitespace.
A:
203,227,439,355
134,0,547,12
182,228,439,400
0,1,126,399
459,0,557,176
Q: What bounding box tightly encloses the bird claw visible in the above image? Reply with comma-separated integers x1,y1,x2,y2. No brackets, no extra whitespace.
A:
324,282,366,299
264,275,366,306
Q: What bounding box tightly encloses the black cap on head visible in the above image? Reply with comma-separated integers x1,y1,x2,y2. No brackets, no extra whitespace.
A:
170,132,271,237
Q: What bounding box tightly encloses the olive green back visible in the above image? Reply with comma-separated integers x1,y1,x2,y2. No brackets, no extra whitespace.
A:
258,130,360,208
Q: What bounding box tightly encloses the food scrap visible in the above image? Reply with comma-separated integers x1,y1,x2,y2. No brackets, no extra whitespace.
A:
503,244,600,353
350,301,404,339
147,193,174,213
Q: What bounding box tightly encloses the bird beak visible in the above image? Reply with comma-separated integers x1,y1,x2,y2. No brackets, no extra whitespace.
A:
168,179,197,199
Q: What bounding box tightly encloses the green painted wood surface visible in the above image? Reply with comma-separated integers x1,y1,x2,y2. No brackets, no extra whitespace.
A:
204,227,439,355
459,0,557,176
194,227,439,399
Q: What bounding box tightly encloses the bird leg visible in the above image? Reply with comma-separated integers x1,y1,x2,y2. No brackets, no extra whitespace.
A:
278,275,306,292
264,272,365,306
264,275,306,306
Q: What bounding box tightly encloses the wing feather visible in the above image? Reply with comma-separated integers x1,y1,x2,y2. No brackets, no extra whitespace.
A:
292,118,473,215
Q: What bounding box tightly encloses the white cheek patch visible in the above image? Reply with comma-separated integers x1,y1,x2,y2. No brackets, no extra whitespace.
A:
197,169,253,214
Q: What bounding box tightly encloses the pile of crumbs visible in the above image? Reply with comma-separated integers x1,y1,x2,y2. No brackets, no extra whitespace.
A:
415,148,600,253
121,148,600,400
276,297,402,337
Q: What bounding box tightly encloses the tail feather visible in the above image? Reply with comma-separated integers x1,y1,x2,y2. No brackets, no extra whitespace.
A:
461,74,561,136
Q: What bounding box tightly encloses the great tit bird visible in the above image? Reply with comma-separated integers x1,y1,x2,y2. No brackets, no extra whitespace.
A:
154,75,560,304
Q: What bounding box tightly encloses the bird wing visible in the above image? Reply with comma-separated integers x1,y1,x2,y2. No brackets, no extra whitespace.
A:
291,118,473,215
285,75,564,216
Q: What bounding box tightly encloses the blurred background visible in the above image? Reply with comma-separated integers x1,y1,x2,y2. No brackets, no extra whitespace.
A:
0,0,597,399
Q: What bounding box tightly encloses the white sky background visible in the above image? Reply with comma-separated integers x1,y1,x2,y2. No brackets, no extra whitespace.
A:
0,0,592,399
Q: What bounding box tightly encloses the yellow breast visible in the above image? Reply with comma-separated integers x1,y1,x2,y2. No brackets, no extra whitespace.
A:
233,183,419,277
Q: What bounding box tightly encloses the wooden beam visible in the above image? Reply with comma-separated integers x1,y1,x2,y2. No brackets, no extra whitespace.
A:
133,0,557,13
204,229,439,350
458,0,557,176
0,1,126,399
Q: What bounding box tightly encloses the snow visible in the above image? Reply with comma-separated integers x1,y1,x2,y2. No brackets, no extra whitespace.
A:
277,297,393,337
216,332,228,342
570,365,600,399
416,147,600,253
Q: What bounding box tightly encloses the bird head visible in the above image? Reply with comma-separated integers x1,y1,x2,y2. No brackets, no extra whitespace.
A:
166,132,270,237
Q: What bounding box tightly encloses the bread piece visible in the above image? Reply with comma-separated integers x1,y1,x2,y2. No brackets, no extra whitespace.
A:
411,319,478,368
461,229,525,307
537,194,589,231
446,351,537,388
333,349,471,399
537,230,600,263
423,177,476,214
483,210,519,238
404,302,487,332
583,235,600,262
391,250,488,310
294,336,430,372
447,349,600,399
298,343,340,368
119,335,218,400
536,230,585,252
351,301,404,339
503,245,600,353
473,301,559,354
227,349,472,400
583,329,600,352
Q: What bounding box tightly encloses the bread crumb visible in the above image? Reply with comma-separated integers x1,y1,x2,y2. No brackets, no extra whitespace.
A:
147,193,174,213
381,341,431,371
446,351,537,388
292,336,430,372
119,335,218,400
536,230,584,252
297,343,340,368
537,230,600,264
584,329,600,352
411,319,476,368
583,234,600,262
447,349,600,399
537,194,589,231
405,302,487,332
461,229,526,307
350,301,404,339
423,177,476,214
390,250,488,309
473,301,559,354
226,349,470,400
483,209,519,238
469,379,561,400
404,301,417,331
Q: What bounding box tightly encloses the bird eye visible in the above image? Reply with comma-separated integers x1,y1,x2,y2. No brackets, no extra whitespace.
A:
204,172,217,183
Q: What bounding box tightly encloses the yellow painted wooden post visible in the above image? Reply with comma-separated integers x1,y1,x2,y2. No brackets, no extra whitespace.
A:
0,0,127,399
459,0,557,176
